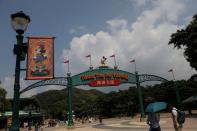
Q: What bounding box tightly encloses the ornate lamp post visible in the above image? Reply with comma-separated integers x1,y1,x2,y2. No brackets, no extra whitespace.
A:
10,11,30,131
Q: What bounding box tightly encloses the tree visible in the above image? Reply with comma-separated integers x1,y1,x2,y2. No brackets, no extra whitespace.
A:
169,14,197,70
0,87,11,112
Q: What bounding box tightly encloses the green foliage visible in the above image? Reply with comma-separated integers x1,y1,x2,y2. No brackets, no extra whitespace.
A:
169,14,197,70
34,88,104,119
0,87,11,112
0,87,6,98
33,80,197,119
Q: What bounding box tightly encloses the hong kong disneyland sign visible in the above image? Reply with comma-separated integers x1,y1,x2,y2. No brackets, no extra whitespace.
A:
26,37,55,80
81,73,127,87
72,68,137,87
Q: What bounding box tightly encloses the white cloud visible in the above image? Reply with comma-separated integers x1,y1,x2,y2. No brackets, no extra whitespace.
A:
62,0,195,81
132,0,150,6
69,26,88,34
106,19,128,32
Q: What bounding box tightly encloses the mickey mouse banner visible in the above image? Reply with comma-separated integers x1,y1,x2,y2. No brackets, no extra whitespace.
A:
26,37,55,80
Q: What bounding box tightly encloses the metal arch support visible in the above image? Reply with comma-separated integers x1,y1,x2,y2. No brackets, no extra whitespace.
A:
136,73,168,121
20,77,67,94
139,74,168,83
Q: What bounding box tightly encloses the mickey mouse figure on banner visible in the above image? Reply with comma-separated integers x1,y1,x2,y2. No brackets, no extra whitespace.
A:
101,56,107,66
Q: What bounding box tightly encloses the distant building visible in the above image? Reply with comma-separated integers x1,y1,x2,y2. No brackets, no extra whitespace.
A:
0,97,43,129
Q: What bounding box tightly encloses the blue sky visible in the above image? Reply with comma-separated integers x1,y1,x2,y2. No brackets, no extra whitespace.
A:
0,0,196,97
0,0,139,80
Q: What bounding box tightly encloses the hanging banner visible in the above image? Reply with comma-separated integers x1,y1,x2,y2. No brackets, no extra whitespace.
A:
26,37,55,80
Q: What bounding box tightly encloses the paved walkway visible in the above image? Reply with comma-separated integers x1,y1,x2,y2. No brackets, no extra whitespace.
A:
20,116,197,131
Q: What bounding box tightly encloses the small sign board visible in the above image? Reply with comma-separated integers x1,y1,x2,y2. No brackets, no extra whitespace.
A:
89,79,121,87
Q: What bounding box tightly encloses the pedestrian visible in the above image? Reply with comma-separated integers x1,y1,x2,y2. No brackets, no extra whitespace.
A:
35,122,39,131
146,112,161,131
82,117,85,124
171,106,183,131
99,115,103,124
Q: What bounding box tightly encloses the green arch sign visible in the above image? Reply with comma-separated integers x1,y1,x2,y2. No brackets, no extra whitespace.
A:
20,66,168,126
20,66,168,94
72,67,168,86
72,67,136,86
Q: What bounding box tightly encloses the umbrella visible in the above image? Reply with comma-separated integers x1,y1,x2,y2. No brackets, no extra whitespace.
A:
145,102,167,112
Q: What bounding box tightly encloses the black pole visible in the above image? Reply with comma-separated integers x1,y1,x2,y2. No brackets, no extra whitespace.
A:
174,82,181,109
12,34,23,131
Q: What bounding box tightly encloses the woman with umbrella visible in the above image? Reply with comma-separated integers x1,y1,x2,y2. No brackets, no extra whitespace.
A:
147,112,161,131
146,102,167,131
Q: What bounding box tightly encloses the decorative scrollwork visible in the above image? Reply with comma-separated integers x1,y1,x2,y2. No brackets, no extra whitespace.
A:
20,77,67,94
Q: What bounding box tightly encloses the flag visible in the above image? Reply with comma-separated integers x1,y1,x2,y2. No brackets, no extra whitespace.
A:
168,69,173,72
64,60,69,63
110,54,115,57
130,59,135,63
85,54,91,58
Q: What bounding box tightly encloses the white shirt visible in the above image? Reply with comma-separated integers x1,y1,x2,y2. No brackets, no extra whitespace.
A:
172,108,178,116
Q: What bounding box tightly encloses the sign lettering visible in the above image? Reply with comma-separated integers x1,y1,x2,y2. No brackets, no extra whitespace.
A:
80,73,128,81
89,80,121,87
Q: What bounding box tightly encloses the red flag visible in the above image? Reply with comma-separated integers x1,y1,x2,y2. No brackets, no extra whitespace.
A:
64,60,69,63
110,54,115,57
168,69,173,72
85,54,91,58
130,60,135,63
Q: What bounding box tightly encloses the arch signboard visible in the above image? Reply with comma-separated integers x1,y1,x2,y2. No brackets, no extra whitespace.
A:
72,67,136,87
72,67,168,86
20,66,168,126
21,67,168,93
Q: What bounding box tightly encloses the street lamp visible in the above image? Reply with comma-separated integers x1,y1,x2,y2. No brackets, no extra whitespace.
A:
11,11,30,35
10,11,30,131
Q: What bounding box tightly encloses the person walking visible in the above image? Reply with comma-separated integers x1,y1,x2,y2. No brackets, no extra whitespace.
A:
147,112,161,131
99,115,103,124
171,107,183,131
35,122,39,131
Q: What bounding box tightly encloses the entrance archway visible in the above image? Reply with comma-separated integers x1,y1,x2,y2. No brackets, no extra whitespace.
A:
20,66,168,125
